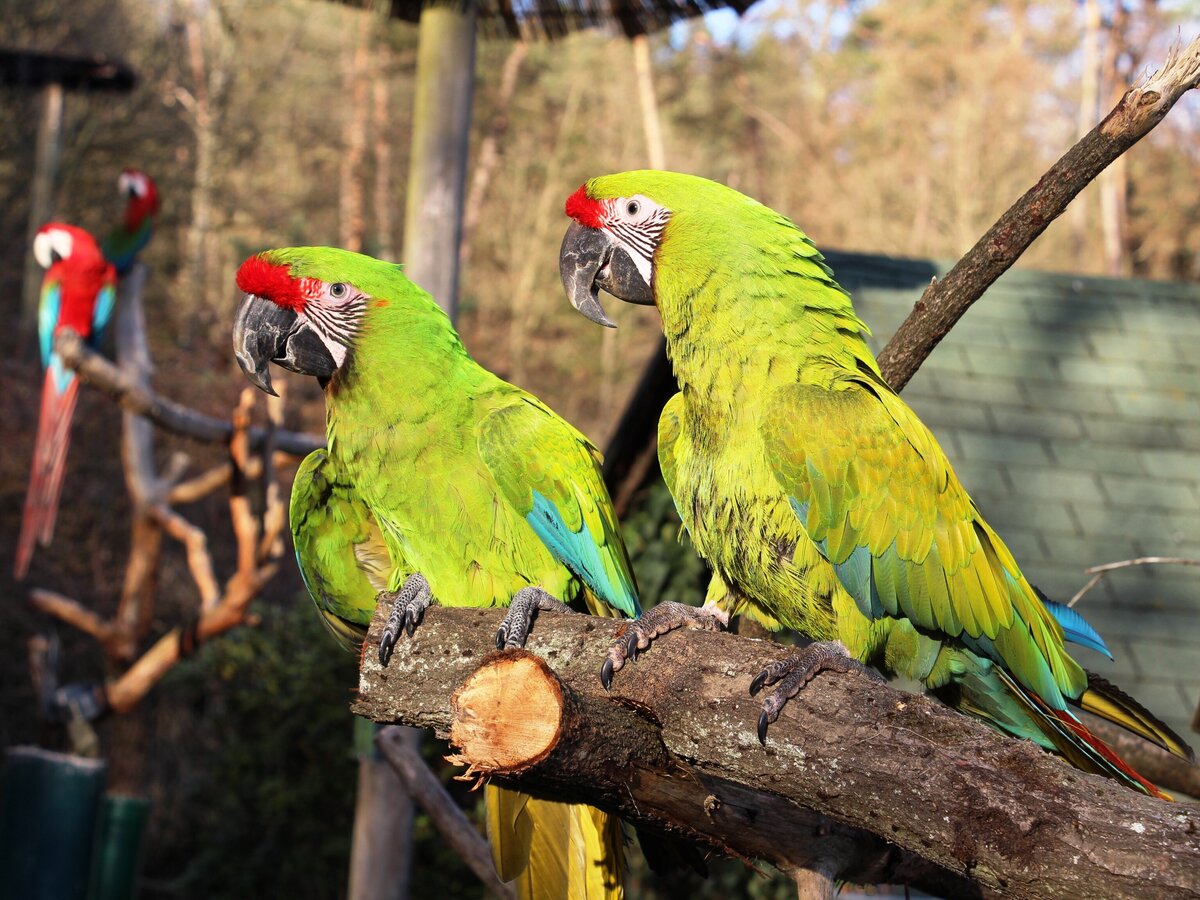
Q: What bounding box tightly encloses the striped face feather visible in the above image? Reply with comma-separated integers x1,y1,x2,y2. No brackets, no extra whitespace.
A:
566,189,669,288
234,255,368,372
299,280,367,368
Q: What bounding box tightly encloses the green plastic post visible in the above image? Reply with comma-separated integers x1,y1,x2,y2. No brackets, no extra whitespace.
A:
0,746,107,900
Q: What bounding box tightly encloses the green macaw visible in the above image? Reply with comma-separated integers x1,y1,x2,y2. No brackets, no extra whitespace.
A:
232,246,638,899
557,171,1193,799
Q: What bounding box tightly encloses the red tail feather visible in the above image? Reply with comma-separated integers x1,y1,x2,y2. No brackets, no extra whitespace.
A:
15,371,79,579
1048,708,1169,800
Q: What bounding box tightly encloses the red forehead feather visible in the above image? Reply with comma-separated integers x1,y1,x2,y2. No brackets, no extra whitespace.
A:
236,255,310,311
565,185,606,229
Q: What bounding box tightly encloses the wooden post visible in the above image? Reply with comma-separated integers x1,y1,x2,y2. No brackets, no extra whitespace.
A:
349,7,479,898
400,0,478,316
21,82,64,344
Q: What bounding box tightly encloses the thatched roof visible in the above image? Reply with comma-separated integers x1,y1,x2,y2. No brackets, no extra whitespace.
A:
0,49,136,91
374,0,754,39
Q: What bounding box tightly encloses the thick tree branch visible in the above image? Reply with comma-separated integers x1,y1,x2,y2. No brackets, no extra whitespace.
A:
876,34,1200,390
354,606,1200,899
53,330,322,456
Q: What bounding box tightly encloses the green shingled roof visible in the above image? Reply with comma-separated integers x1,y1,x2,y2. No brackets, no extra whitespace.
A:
824,250,1200,744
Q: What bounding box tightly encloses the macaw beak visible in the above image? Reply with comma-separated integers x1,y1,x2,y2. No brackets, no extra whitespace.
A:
559,222,654,329
233,294,336,396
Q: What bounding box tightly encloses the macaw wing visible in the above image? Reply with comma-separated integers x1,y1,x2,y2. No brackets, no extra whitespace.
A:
91,279,117,344
290,449,391,650
763,376,1084,707
478,397,639,619
38,279,61,372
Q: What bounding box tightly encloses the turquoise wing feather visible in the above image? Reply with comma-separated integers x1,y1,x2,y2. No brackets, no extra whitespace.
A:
478,396,639,619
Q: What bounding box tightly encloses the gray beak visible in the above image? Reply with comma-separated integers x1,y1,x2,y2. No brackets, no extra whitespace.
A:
233,294,336,395
559,222,656,329
559,222,617,328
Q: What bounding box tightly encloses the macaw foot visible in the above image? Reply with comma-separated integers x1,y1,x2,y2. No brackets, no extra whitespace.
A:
749,640,886,744
494,587,578,650
378,573,435,666
600,600,729,690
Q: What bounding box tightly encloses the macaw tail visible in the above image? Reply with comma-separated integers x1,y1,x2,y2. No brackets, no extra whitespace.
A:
953,658,1191,800
486,785,624,900
15,371,80,579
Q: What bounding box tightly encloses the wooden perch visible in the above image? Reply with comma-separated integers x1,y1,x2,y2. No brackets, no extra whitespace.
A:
354,605,1200,900
876,33,1200,390
53,329,321,456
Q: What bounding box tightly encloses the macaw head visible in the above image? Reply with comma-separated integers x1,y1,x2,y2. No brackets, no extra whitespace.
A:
117,169,160,229
559,170,799,329
233,246,420,396
34,223,109,277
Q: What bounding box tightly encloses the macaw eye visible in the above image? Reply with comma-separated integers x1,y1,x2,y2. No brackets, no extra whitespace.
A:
329,282,348,299
625,200,640,216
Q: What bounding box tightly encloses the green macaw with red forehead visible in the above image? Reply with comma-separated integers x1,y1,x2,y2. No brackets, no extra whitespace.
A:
232,246,638,898
557,170,1193,799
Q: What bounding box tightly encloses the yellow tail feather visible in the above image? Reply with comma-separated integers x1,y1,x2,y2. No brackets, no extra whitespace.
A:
1079,671,1195,762
485,785,623,900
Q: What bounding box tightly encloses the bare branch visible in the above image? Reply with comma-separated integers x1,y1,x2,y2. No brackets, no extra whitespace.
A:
28,589,119,645
148,503,222,613
1087,556,1200,574
54,330,322,456
877,33,1200,390
1070,556,1200,607
375,727,517,900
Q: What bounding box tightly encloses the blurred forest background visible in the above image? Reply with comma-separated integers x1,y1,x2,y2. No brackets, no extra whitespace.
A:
1,0,1199,897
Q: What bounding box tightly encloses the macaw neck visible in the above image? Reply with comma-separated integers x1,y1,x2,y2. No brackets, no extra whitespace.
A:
655,252,879,422
323,311,490,459
124,197,156,232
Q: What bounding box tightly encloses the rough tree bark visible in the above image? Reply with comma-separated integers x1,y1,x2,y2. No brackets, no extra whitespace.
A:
354,605,1200,899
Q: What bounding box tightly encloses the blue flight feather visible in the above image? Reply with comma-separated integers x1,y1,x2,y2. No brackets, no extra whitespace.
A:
1041,598,1113,659
527,491,640,618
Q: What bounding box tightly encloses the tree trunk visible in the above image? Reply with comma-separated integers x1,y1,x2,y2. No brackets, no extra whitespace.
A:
354,606,1200,900
21,82,64,346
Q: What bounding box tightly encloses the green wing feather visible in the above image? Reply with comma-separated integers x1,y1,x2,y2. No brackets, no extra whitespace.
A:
290,449,392,649
763,375,1086,708
477,396,638,619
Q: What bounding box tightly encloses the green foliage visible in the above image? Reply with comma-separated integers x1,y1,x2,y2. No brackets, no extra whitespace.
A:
158,599,359,899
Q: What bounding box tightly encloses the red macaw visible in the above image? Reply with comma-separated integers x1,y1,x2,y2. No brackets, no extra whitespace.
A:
102,169,159,275
15,224,117,580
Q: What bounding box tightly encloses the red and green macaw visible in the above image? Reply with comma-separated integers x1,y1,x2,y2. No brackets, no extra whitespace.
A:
558,170,1194,799
232,246,636,899
102,169,159,275
16,224,117,580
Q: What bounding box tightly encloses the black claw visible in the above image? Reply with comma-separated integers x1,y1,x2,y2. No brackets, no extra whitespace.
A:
600,658,614,691
625,632,639,662
749,670,768,697
379,631,397,667
757,712,769,745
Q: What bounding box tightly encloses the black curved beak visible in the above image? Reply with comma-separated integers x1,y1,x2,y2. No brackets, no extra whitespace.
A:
233,294,336,396
559,222,654,329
